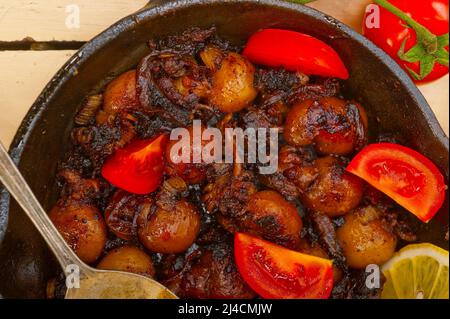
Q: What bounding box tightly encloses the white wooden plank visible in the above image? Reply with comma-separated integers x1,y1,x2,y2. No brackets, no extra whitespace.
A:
0,0,370,42
0,50,76,146
0,0,148,41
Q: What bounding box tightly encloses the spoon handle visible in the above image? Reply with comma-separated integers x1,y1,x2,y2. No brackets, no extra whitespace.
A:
0,142,86,272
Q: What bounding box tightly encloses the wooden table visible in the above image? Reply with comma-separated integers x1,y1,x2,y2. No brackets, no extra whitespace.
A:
1,0,448,147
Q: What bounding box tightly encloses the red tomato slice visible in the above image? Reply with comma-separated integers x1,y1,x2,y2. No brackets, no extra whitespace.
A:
347,143,446,223
101,134,168,194
243,29,349,79
234,233,333,299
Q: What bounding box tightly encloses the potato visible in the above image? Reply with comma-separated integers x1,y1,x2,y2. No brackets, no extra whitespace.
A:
302,156,364,217
49,201,107,264
138,200,200,254
97,246,155,278
336,206,397,269
284,97,368,155
244,190,303,248
201,46,257,113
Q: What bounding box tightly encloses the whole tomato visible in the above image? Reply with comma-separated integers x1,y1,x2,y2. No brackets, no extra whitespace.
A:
363,0,449,83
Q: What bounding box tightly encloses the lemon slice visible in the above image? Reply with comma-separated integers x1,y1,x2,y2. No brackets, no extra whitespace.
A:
381,243,449,299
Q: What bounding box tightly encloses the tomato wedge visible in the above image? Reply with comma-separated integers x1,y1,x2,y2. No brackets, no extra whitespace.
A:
101,134,168,194
347,143,446,223
234,233,333,299
242,29,349,79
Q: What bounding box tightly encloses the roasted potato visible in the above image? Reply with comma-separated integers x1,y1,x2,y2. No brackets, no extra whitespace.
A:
284,97,368,155
336,206,397,269
201,46,257,113
49,201,107,264
243,190,303,248
97,246,155,278
138,200,200,254
301,156,364,217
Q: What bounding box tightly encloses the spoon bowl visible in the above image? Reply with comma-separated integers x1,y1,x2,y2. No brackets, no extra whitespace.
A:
65,268,177,299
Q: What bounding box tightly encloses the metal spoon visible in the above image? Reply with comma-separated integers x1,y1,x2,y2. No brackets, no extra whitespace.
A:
0,142,177,299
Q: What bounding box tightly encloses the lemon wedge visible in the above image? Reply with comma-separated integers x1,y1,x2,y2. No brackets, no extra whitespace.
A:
381,243,449,299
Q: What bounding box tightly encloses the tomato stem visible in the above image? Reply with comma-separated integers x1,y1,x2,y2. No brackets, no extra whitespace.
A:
374,0,449,80
374,0,437,53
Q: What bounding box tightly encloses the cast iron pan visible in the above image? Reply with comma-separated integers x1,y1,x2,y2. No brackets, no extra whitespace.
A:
0,0,448,298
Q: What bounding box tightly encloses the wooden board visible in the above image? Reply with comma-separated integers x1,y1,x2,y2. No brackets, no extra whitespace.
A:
0,50,76,145
0,0,148,41
0,0,448,148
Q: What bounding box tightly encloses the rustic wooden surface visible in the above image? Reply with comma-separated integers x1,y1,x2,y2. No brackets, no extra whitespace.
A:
0,0,448,147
